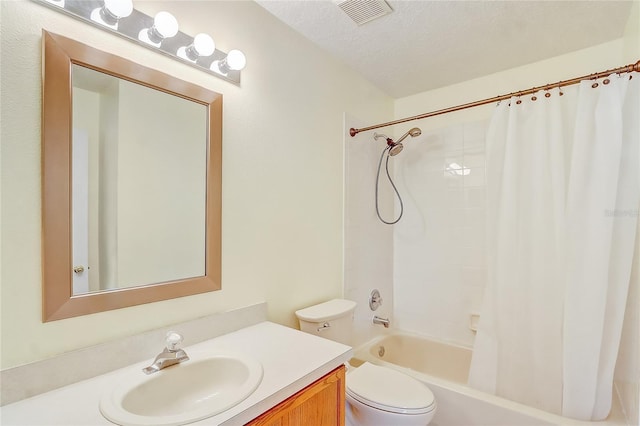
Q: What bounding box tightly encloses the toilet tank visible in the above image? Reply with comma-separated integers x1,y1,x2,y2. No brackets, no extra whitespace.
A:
295,299,357,345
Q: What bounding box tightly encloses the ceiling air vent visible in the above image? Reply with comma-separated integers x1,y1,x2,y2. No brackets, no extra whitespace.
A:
335,0,393,26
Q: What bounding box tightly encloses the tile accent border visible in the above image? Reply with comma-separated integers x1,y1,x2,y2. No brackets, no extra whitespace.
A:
0,303,267,406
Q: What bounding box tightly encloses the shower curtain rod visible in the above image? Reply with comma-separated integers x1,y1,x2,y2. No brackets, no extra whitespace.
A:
349,60,640,137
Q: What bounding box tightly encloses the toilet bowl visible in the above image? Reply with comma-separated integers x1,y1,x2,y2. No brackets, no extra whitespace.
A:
345,362,436,426
295,299,437,426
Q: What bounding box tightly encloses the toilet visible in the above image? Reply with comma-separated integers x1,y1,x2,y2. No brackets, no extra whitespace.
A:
295,299,437,426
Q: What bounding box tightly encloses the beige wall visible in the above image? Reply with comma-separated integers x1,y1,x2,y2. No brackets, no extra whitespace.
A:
624,0,640,60
0,0,393,369
394,38,635,131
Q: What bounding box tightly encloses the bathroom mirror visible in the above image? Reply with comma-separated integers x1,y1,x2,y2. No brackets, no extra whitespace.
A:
42,31,222,321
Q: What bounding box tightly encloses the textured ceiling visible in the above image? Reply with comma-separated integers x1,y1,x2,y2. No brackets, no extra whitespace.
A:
255,0,634,98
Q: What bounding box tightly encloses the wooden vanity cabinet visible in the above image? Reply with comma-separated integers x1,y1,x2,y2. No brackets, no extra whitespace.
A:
247,365,346,426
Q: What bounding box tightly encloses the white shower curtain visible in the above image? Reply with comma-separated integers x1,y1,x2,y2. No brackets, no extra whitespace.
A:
469,72,639,420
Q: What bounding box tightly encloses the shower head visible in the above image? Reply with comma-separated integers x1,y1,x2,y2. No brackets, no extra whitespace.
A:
373,128,420,156
395,127,422,144
386,127,420,156
389,143,404,156
373,132,389,141
374,132,398,151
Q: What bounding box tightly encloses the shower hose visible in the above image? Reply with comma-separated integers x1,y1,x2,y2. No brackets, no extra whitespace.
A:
375,146,403,225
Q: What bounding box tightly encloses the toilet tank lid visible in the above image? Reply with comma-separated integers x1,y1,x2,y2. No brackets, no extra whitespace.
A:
295,299,356,322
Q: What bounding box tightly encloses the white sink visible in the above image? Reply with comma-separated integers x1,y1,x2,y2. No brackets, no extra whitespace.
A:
99,352,263,426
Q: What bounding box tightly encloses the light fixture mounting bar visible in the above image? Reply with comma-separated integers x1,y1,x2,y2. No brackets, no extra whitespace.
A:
32,0,243,85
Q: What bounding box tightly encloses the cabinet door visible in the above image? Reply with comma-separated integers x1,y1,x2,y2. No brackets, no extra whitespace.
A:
247,365,345,426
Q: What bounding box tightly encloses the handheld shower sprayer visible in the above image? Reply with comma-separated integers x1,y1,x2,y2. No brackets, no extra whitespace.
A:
396,127,422,144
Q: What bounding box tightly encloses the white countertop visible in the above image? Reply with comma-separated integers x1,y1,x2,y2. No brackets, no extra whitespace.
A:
0,322,352,425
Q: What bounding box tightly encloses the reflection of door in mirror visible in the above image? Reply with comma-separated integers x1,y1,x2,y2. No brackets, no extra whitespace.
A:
71,65,207,295
72,128,90,294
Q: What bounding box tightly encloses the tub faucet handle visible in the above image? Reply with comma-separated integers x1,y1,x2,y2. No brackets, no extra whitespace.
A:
369,289,383,311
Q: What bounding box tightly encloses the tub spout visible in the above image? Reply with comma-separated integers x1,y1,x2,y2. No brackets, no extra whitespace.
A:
373,315,390,328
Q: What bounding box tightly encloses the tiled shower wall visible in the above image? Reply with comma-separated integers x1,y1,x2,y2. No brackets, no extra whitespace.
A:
344,115,489,348
391,119,489,348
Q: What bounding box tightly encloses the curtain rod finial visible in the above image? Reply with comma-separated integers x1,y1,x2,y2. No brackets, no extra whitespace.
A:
633,60,640,73
349,128,358,137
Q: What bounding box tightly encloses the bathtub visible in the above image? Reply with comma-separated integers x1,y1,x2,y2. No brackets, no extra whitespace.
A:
351,332,628,426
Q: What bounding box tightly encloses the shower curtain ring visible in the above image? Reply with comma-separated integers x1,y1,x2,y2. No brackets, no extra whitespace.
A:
516,94,522,105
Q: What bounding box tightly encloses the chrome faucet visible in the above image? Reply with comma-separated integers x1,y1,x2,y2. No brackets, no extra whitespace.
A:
142,331,189,374
373,315,390,328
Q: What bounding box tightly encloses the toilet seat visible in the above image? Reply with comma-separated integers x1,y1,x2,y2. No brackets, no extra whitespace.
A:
346,362,436,415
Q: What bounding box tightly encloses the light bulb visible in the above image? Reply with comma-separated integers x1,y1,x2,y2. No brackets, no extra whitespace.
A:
104,0,133,18
153,11,179,38
192,33,215,56
138,11,179,46
210,49,246,75
178,33,215,62
90,0,133,28
226,50,246,71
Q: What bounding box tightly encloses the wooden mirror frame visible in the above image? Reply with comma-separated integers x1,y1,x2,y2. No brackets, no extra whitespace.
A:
42,30,222,322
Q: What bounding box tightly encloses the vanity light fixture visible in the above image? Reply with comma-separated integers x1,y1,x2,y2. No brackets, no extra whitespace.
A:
32,0,245,85
90,0,133,30
138,11,179,47
177,33,216,62
44,0,65,8
211,49,247,74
